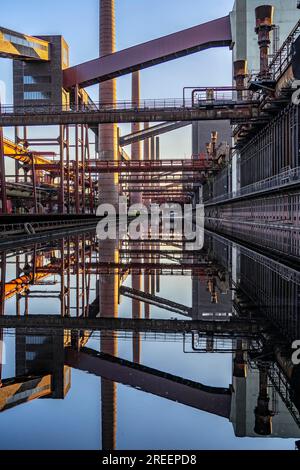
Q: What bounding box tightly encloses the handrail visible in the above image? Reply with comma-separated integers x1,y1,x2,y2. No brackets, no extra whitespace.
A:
205,166,300,204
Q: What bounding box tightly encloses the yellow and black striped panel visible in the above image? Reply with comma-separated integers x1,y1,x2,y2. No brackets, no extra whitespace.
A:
0,375,52,411
0,27,49,61
3,137,52,165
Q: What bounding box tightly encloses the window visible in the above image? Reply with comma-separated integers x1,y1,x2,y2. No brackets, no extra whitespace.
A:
6,385,50,405
24,76,51,85
26,336,47,345
24,91,51,100
4,33,48,51
26,351,37,361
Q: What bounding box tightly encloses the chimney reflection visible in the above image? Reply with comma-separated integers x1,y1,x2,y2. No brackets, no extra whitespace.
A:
98,238,119,450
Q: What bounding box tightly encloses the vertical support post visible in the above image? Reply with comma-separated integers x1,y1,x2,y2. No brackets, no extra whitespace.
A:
82,234,86,315
0,93,7,214
66,236,71,317
143,123,151,318
31,153,38,214
255,6,274,78
155,136,160,294
15,127,20,184
75,86,80,214
86,125,94,214
60,238,65,317
0,127,6,215
76,235,80,317
0,251,6,385
131,71,142,205
81,124,85,214
66,126,71,214
59,125,65,213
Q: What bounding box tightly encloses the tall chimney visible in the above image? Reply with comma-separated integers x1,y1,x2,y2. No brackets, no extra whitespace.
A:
99,0,119,207
255,5,275,78
99,1,118,451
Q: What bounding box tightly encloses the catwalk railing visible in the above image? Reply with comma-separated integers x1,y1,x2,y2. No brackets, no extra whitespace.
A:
265,18,300,81
0,93,259,115
204,166,300,205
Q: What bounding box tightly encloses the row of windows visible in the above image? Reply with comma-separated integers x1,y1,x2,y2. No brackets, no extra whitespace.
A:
24,91,51,100
25,336,48,345
4,33,48,51
6,384,50,405
24,75,51,85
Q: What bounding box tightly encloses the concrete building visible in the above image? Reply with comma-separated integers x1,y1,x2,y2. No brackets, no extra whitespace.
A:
229,0,300,193
231,364,300,438
13,35,70,108
230,0,299,75
15,330,71,399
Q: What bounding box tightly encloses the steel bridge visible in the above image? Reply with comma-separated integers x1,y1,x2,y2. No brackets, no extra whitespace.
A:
0,98,259,127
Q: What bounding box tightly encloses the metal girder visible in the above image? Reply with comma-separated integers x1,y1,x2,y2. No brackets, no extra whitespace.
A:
46,159,216,174
66,348,232,418
0,27,49,61
0,315,266,335
120,121,192,147
3,137,53,165
0,102,259,127
0,375,52,412
63,16,232,89
120,286,192,316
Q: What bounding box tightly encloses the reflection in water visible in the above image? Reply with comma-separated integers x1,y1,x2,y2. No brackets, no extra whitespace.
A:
0,227,299,449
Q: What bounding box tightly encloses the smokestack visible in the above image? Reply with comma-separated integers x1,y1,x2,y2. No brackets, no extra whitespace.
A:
99,1,119,450
255,5,275,78
131,71,142,205
233,60,248,101
211,131,218,160
254,367,273,436
99,0,119,207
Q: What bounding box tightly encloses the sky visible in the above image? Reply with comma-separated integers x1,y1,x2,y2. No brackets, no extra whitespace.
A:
0,0,234,158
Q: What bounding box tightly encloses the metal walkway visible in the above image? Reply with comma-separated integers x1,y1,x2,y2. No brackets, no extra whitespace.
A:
63,16,232,88
0,99,259,127
66,347,232,418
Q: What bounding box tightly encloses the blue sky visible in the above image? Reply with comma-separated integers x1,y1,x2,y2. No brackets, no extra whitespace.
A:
0,0,234,157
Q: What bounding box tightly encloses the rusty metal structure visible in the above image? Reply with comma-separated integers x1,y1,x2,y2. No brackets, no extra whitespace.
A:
0,229,300,441
203,5,300,262
1,2,300,451
0,2,298,260
0,4,235,216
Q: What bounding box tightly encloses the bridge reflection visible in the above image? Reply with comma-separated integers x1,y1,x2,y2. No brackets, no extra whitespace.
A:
0,228,299,447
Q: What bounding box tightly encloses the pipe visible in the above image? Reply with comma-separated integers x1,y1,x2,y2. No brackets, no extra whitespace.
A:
255,5,275,78
131,71,142,205
233,60,248,100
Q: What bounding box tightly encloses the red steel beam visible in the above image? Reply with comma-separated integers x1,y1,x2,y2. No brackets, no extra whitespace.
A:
63,16,232,89
87,159,213,173
66,348,232,418
35,159,216,173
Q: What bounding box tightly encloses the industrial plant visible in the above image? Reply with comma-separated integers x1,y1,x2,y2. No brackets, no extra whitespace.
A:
0,0,299,455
